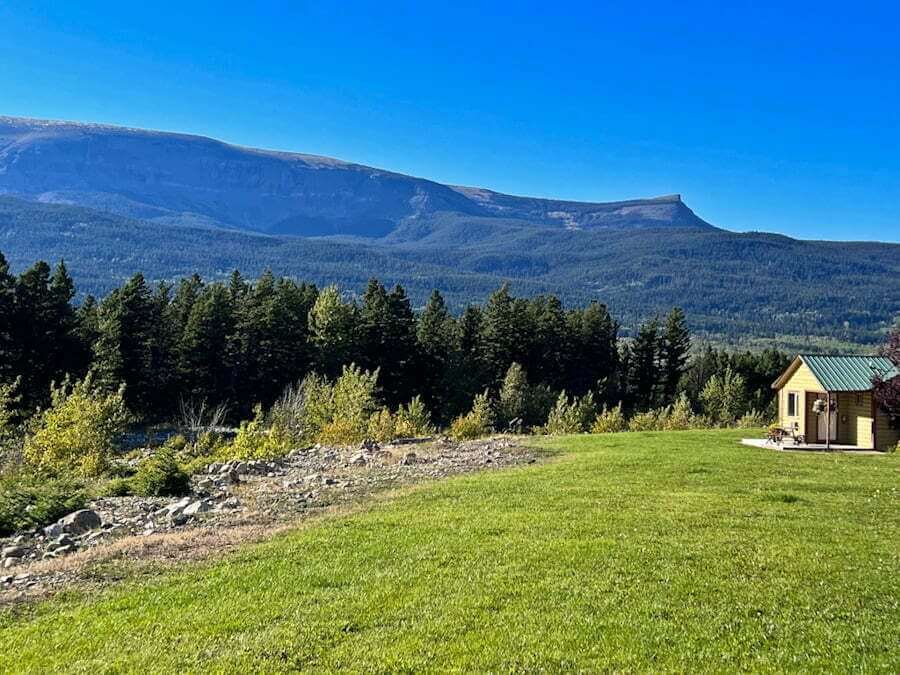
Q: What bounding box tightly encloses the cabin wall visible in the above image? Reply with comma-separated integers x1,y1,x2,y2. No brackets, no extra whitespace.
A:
778,363,822,438
835,392,873,448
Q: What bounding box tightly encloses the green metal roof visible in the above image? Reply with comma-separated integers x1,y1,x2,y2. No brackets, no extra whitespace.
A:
800,354,900,392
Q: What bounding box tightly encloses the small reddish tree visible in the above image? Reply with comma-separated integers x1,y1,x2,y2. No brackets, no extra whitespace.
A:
873,325,900,424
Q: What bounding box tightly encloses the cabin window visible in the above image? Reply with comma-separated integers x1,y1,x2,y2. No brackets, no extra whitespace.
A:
787,392,798,417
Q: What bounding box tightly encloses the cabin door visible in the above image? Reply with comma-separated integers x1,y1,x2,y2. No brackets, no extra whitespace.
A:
817,406,837,441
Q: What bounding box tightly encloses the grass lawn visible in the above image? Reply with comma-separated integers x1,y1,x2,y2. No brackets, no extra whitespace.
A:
2,429,898,672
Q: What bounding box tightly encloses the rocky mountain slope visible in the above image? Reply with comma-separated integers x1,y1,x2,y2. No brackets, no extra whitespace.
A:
0,116,712,237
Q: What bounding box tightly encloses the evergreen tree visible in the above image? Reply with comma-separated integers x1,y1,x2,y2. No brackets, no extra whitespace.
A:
0,253,19,390
569,301,619,400
358,280,418,407
480,284,526,384
416,290,457,418
450,305,486,417
308,285,359,378
660,307,691,405
178,284,235,406
497,362,530,430
92,273,158,416
627,317,661,411
12,260,82,409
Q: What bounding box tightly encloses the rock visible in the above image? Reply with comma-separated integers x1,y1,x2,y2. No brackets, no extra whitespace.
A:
183,500,211,516
1,545,28,558
224,469,241,484
59,509,102,535
234,461,248,475
207,462,223,474
0,574,12,585
323,477,338,486
54,545,76,557
49,534,76,550
399,452,418,466
220,497,240,510
43,522,64,539
349,453,367,466
2,557,20,569
163,497,192,518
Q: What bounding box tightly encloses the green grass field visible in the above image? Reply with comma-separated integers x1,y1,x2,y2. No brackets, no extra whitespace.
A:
2,430,898,672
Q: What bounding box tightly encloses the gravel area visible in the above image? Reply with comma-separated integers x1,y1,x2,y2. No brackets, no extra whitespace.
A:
1,437,539,605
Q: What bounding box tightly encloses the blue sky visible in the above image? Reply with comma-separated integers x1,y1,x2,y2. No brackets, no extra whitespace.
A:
1,2,898,242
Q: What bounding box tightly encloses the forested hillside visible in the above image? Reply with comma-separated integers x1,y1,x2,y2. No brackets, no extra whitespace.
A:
0,250,789,427
1,197,897,346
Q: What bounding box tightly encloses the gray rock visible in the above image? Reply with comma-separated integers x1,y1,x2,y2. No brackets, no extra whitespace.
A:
183,500,211,516
50,534,76,550
399,452,418,466
2,557,20,569
59,509,102,535
43,522,64,539
1,545,28,558
55,545,76,556
0,574,13,585
349,453,367,466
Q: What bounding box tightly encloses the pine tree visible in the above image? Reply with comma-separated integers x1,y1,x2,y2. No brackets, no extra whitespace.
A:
92,273,157,416
308,285,359,378
627,317,661,411
178,284,235,406
497,362,530,430
0,252,18,391
480,284,526,384
358,280,418,407
659,307,691,405
569,301,620,400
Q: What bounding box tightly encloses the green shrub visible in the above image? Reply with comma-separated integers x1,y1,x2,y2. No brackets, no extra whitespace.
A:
0,377,22,441
700,367,748,425
662,394,699,431
228,405,288,460
394,396,435,438
737,409,770,429
100,477,133,497
24,374,129,477
367,407,396,443
628,410,663,432
179,453,219,477
592,403,627,433
129,448,190,497
544,391,596,435
164,434,189,452
450,391,494,440
190,431,227,457
0,474,87,536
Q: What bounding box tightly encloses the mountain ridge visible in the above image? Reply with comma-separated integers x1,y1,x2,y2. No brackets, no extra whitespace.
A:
0,115,714,237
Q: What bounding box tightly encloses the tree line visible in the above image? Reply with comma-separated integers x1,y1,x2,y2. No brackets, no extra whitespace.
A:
0,251,790,427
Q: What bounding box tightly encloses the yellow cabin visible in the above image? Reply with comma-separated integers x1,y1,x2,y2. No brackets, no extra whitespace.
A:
772,355,900,451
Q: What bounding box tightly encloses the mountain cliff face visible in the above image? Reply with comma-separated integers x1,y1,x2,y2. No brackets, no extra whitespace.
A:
0,116,713,237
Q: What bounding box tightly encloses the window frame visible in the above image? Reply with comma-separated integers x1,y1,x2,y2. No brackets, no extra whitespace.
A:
787,391,798,417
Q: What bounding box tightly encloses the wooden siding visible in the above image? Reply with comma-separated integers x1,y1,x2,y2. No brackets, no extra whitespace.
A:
777,362,822,438
835,392,873,448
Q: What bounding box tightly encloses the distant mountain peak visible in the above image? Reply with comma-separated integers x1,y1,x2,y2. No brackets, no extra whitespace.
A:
0,114,714,237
